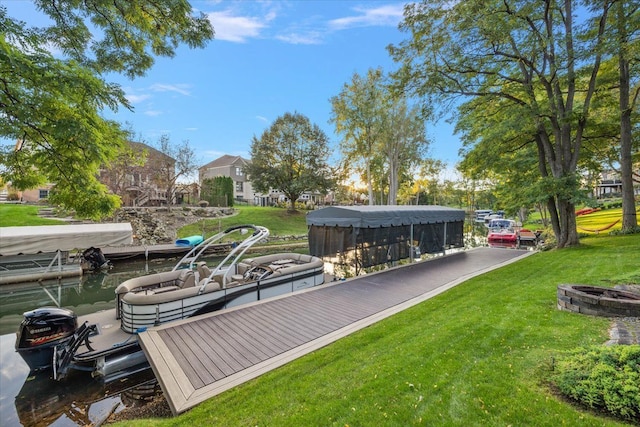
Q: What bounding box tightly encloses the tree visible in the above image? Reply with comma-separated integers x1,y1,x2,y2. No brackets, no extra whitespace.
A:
330,68,388,205
201,176,234,207
245,112,334,212
148,135,199,205
390,0,613,247
610,0,640,230
0,2,213,218
380,99,429,204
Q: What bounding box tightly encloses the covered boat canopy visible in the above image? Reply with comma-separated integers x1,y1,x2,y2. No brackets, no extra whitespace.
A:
306,205,465,228
0,223,133,256
307,206,465,272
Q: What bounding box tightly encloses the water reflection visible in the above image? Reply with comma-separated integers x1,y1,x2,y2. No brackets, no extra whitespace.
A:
0,257,186,427
14,369,159,427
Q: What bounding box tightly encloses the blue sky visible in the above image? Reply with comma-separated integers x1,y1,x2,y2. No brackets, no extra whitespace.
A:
6,1,462,177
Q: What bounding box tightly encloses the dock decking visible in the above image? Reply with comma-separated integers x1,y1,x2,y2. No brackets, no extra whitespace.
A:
139,247,534,414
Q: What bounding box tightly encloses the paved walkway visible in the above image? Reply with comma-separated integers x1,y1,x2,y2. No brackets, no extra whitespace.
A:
608,285,640,345
139,247,534,415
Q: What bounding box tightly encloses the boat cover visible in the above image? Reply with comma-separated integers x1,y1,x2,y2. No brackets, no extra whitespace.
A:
0,223,133,256
306,205,465,227
306,206,466,270
175,235,204,247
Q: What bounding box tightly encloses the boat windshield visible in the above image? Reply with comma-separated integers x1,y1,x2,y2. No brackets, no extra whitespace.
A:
488,219,514,229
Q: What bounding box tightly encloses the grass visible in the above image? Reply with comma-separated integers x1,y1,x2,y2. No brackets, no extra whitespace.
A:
524,205,639,235
576,207,637,234
115,233,639,427
178,205,309,238
0,204,67,226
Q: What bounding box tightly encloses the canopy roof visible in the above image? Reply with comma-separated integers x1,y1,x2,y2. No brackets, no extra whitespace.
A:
0,223,133,256
306,205,465,228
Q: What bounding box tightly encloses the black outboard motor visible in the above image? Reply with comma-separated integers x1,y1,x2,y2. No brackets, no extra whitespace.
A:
15,307,78,371
82,247,111,270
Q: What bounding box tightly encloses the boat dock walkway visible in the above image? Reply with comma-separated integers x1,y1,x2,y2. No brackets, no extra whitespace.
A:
139,247,534,415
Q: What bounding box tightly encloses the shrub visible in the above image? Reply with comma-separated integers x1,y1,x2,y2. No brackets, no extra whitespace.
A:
550,345,640,422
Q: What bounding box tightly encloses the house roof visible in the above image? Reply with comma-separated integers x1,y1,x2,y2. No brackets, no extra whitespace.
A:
129,141,175,163
199,155,250,171
306,205,466,228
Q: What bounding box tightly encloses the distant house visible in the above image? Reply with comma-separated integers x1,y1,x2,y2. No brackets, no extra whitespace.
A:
593,169,640,199
4,140,53,203
99,141,176,207
198,154,333,207
198,155,254,203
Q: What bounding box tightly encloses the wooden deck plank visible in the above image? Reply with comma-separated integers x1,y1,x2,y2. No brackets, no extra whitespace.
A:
197,318,264,366
140,247,534,415
181,323,245,376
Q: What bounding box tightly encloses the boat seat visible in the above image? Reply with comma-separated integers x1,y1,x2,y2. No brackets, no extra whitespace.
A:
197,262,211,281
176,270,196,288
198,278,221,291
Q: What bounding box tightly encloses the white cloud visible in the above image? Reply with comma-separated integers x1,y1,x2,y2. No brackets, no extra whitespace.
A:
144,110,163,117
207,9,273,42
185,127,198,131
275,31,323,45
125,93,151,104
150,84,192,96
256,115,269,123
329,4,405,31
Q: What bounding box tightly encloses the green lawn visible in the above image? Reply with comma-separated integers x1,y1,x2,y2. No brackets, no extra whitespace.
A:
116,233,639,427
0,204,67,226
179,206,309,238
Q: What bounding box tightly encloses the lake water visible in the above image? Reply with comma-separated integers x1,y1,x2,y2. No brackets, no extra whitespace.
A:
0,257,193,427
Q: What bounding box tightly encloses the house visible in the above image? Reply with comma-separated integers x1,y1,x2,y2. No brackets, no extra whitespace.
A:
198,154,333,207
593,169,640,199
99,141,176,207
3,140,54,203
198,155,254,203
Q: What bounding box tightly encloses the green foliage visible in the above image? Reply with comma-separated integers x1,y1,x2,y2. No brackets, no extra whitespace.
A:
389,0,632,247
0,2,213,219
200,177,234,207
245,112,334,211
550,345,640,421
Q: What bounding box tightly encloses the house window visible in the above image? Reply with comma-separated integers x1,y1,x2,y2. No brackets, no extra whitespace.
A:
39,189,49,199
235,167,243,176
236,181,243,192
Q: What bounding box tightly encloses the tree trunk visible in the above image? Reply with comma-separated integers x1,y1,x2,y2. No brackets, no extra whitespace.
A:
288,195,298,212
366,160,374,205
617,2,638,230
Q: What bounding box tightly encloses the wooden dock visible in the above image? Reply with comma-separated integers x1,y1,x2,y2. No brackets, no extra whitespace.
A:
139,247,535,415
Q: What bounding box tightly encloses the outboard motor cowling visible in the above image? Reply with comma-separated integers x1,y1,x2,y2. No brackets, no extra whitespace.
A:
15,307,78,371
82,247,111,270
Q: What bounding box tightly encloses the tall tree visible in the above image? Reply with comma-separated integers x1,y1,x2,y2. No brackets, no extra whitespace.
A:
610,0,639,230
245,112,334,212
330,68,388,205
0,2,213,218
390,0,612,247
380,99,429,204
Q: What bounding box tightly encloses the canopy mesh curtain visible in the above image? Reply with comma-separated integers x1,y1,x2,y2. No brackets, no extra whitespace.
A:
308,221,464,274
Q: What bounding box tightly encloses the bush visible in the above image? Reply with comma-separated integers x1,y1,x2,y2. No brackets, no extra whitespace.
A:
550,345,640,422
